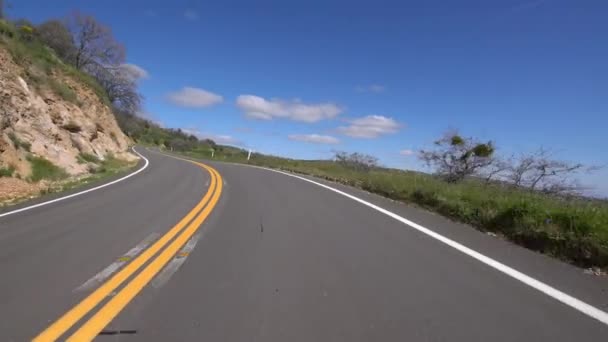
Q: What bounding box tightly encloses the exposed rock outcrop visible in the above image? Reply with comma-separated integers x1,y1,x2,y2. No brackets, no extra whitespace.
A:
0,47,135,179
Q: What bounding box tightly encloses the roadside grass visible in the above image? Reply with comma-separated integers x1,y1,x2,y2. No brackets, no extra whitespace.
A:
30,154,136,200
176,148,608,269
27,155,67,182
27,155,68,182
57,155,136,191
77,152,101,164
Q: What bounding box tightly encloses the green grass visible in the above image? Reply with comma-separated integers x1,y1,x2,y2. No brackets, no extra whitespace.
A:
176,148,608,269
77,152,101,164
60,155,135,190
49,79,78,104
27,155,67,182
0,165,15,177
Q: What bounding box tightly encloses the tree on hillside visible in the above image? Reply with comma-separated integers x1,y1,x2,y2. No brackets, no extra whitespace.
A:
66,12,125,70
420,131,495,182
36,20,75,62
0,0,4,19
90,63,141,113
507,148,597,195
481,156,511,184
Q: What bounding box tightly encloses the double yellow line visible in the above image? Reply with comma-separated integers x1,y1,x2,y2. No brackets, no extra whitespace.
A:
34,158,222,341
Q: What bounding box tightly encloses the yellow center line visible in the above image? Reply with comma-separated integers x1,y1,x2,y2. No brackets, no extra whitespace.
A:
67,164,223,341
33,162,218,342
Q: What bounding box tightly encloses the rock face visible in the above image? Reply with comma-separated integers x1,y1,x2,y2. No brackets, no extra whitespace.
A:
0,47,135,178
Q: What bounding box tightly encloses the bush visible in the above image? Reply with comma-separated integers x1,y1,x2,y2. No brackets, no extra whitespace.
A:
18,25,34,41
77,152,100,164
27,155,67,182
0,165,15,177
61,121,82,133
49,79,78,103
0,19,16,38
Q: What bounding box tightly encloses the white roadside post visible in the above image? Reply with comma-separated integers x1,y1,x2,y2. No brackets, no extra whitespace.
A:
211,149,215,158
247,149,252,161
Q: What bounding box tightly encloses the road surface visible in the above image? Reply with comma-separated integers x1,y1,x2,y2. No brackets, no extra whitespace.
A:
0,148,606,341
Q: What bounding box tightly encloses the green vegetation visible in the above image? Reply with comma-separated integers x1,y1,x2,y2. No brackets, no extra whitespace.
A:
114,110,217,152
0,19,108,105
7,132,31,151
49,78,78,103
0,165,15,177
34,154,136,199
89,155,131,176
175,147,608,269
27,155,67,182
77,152,100,164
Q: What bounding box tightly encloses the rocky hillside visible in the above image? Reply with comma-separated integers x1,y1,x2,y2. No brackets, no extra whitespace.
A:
0,44,135,202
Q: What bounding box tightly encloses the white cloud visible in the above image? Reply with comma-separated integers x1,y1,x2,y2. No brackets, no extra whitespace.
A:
356,84,386,93
167,87,223,108
236,95,342,123
400,149,415,156
337,115,401,138
184,9,199,20
288,134,340,144
120,63,149,80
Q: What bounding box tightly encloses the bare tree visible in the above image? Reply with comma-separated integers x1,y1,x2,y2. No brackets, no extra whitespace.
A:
508,153,536,186
506,148,598,195
419,131,495,182
66,13,125,70
36,20,75,62
89,63,142,113
0,0,4,19
482,157,511,183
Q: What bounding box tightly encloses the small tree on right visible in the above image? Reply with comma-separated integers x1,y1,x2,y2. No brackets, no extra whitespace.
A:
419,131,495,182
506,148,597,195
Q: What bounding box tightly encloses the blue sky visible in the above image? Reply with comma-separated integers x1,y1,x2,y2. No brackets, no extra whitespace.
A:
8,0,608,196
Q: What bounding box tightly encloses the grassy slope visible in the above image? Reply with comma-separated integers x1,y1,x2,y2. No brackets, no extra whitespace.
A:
177,147,608,269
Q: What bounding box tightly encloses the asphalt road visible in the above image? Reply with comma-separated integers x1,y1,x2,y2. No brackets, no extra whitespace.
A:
0,148,607,341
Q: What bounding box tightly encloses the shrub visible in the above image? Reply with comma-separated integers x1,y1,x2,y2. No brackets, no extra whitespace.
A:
0,19,16,38
0,165,15,177
77,152,100,164
49,79,78,104
19,25,34,41
27,155,67,182
61,121,82,133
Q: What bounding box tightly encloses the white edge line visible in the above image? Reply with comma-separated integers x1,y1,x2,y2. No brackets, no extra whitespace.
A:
0,147,149,219
232,162,608,326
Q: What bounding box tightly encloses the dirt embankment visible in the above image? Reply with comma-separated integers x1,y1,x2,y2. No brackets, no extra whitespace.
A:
0,47,135,203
